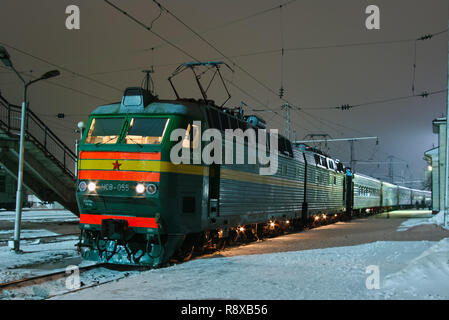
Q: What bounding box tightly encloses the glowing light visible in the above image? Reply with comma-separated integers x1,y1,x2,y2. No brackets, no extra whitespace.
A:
239,227,245,232
270,222,275,228
87,182,96,192
286,220,290,224
314,216,320,221
136,183,145,194
322,214,327,219
428,165,432,172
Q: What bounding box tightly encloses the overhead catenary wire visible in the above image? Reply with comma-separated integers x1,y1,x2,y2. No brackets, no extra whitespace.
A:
0,41,123,93
103,0,293,125
145,0,300,110
60,28,449,82
103,0,449,147
410,29,448,94
127,1,449,114
0,66,110,103
304,89,447,111
140,0,300,52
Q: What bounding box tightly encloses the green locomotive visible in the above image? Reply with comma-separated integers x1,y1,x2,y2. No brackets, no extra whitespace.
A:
76,63,430,267
76,84,317,266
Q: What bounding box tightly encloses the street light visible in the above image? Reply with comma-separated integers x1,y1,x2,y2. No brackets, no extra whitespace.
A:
0,46,60,253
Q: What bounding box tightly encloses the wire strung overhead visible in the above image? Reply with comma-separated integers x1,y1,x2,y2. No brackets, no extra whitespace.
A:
0,66,110,102
143,0,302,110
411,29,448,94
0,41,123,93
140,0,300,52
104,0,294,128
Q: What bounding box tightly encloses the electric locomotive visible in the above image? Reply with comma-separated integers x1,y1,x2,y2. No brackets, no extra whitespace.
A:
75,62,431,267
76,85,330,266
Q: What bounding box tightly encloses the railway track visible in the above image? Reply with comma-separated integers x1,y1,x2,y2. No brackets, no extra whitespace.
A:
0,263,106,293
0,262,148,299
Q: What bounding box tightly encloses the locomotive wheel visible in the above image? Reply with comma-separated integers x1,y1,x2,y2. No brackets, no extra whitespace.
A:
215,238,226,251
172,235,197,262
172,242,194,262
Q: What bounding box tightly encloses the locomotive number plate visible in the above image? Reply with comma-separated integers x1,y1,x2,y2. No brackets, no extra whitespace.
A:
99,183,130,192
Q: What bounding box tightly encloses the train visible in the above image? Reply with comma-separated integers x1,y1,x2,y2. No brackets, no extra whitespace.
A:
75,66,431,267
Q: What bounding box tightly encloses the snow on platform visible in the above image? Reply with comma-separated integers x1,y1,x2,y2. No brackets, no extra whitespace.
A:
55,239,449,300
0,239,85,284
398,211,449,232
0,209,78,223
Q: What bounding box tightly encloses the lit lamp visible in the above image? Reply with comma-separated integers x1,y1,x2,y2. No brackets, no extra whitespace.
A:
0,46,60,253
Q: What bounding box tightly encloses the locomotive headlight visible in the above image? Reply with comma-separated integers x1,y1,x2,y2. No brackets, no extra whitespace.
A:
78,181,87,192
136,183,145,194
146,184,158,195
87,182,96,192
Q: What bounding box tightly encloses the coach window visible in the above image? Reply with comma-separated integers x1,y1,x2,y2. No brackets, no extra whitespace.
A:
320,157,327,168
85,117,125,144
266,132,271,153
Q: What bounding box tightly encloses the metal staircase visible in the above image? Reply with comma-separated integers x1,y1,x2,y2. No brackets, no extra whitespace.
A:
0,93,79,216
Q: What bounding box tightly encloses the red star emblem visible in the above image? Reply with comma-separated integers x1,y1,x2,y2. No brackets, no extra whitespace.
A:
112,160,122,171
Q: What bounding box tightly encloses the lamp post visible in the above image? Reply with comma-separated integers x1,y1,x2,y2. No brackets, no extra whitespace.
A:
0,46,60,253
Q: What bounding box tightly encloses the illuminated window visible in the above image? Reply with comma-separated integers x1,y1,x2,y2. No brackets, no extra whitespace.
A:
182,123,200,149
85,118,124,145
125,118,169,145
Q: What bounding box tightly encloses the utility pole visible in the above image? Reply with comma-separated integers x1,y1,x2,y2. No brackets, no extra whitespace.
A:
281,103,291,140
445,8,449,227
254,103,292,140
388,155,394,183
349,140,355,171
0,46,60,253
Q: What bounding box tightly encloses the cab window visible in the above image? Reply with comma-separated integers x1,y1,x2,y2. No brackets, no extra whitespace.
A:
85,117,125,144
125,118,169,145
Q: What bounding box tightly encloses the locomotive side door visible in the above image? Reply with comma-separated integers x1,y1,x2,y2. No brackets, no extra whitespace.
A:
208,164,220,221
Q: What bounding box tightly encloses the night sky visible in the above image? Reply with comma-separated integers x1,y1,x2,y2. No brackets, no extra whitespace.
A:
0,0,448,187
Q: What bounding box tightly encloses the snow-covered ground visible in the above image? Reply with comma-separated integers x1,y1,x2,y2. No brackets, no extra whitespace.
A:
398,211,449,232
56,238,449,300
0,209,79,223
0,238,85,284
1,209,448,300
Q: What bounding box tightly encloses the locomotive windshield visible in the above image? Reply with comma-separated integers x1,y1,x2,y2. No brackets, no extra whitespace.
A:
125,117,169,145
85,117,125,145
